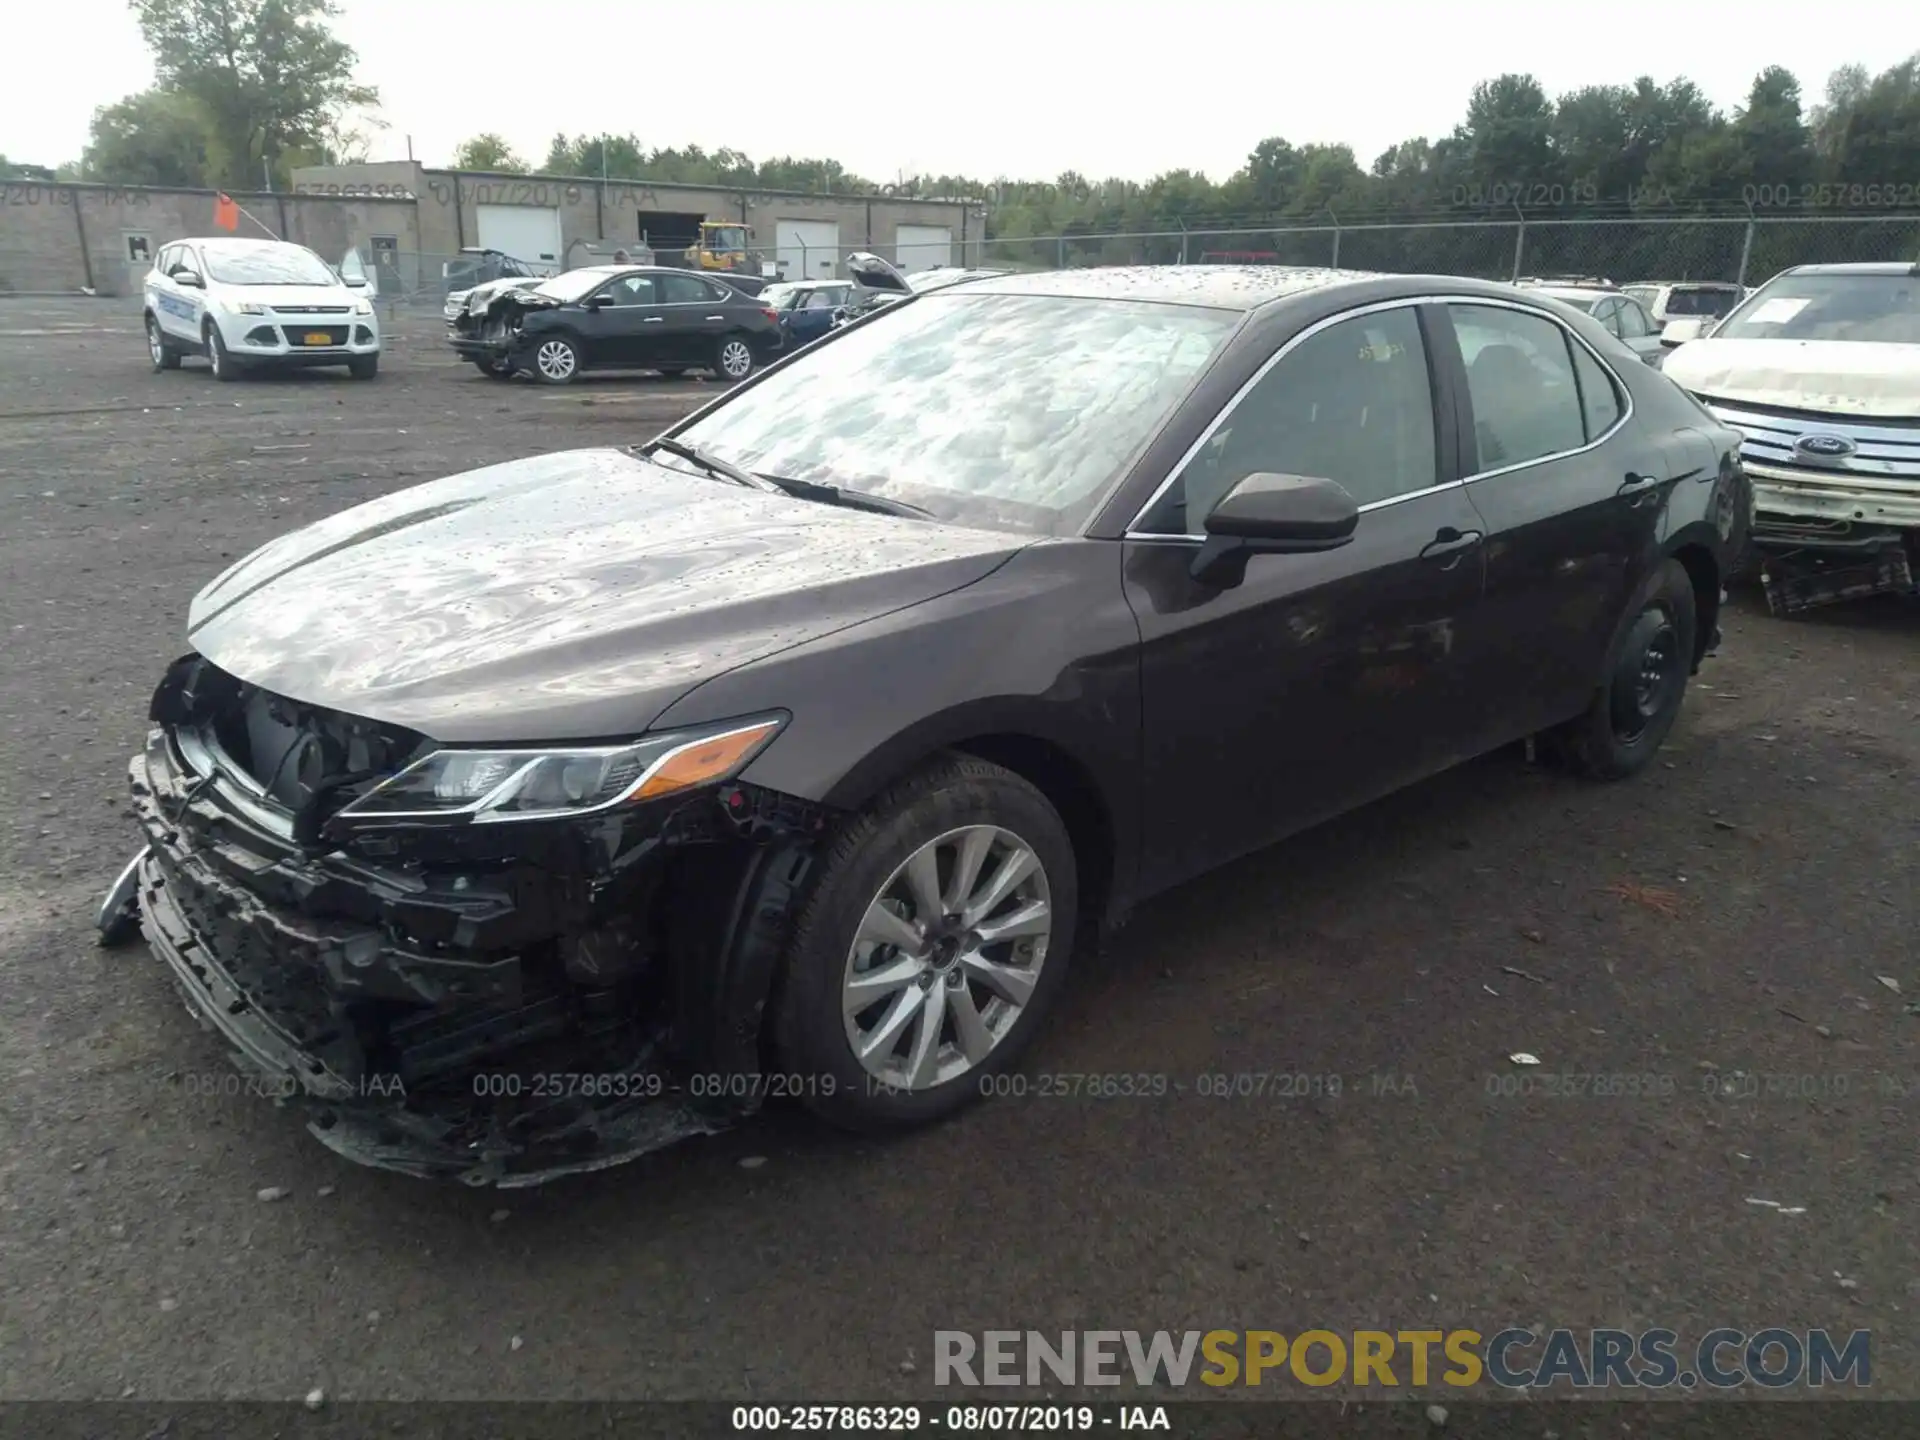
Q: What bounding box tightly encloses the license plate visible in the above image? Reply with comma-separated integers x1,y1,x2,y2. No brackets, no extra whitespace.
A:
303,332,332,346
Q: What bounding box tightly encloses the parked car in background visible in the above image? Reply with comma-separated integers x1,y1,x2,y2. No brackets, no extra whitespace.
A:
763,280,854,346
831,254,1012,330
1515,279,1665,365
442,247,547,296
1623,281,1745,326
1661,261,1920,614
144,236,381,381
102,264,1746,1184
446,264,784,383
445,275,546,374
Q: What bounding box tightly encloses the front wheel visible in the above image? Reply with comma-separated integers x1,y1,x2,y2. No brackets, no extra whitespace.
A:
205,323,239,382
1544,558,1698,780
348,355,379,380
531,336,580,384
712,335,755,381
474,356,514,379
774,756,1077,1132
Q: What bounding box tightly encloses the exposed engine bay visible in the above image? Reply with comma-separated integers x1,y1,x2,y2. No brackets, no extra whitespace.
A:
113,655,831,1186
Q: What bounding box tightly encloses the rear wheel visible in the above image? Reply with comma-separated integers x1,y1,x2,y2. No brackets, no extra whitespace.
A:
204,323,239,382
1544,558,1697,780
146,315,180,371
774,757,1077,1132
713,335,755,381
532,336,580,384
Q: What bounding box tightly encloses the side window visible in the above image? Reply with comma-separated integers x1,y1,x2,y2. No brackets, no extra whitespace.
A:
603,275,658,306
154,245,174,275
1619,301,1654,338
802,288,838,310
1569,340,1623,441
658,273,713,305
1142,306,1437,531
1450,304,1589,471
1590,297,1624,338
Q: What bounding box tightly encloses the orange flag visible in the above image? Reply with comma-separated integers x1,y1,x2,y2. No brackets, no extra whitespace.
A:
213,192,240,231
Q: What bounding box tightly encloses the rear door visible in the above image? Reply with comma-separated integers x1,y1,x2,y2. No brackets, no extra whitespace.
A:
790,285,842,343
1432,299,1682,742
149,244,199,343
656,271,731,363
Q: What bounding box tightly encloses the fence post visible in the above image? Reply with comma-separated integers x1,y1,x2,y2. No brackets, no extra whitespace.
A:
1509,203,1526,281
1328,208,1341,268
1736,205,1756,288
1057,235,1066,269
1178,219,1188,265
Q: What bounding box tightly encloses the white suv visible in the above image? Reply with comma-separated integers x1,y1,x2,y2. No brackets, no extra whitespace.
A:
144,237,381,381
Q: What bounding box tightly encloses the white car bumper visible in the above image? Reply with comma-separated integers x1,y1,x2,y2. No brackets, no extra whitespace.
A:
212,308,381,363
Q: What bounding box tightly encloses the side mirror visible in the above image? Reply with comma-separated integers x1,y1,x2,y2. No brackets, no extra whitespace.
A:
343,274,369,289
171,268,203,288
583,293,612,310
1190,472,1358,588
1661,318,1710,348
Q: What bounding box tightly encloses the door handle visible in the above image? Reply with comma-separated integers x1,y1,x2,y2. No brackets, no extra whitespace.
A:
704,314,725,321
641,317,665,324
1617,472,1663,507
1419,526,1483,569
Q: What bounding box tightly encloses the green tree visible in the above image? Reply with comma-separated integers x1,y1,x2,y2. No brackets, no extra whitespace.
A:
451,133,528,173
1454,74,1558,203
129,0,378,188
77,88,214,187
1734,66,1817,193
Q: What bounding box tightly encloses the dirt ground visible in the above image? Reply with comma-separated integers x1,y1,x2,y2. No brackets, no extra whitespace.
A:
1,297,1916,1407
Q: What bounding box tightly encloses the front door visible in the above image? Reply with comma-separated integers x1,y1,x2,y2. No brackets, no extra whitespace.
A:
580,271,664,367
1123,301,1490,894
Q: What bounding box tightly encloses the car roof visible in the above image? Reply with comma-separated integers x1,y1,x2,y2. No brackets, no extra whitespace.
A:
925,264,1394,310
1528,284,1618,302
1782,262,1920,276
176,236,312,251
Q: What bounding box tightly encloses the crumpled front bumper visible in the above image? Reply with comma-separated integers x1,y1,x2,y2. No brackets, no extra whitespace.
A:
123,717,825,1186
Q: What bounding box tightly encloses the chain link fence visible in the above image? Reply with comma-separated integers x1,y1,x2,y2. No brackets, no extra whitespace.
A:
963,214,1920,286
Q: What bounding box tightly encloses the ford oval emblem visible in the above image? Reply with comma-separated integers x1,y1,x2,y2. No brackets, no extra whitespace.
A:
1794,433,1856,460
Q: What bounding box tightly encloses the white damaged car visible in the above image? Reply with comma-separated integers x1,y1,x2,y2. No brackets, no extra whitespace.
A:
1661,262,1920,613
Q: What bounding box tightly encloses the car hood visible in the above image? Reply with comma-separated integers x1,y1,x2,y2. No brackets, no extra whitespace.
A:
1663,338,1920,418
212,283,361,309
185,448,1027,742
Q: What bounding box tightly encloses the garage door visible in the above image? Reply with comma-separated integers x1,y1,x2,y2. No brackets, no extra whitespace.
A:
896,225,953,273
475,205,564,272
775,220,840,281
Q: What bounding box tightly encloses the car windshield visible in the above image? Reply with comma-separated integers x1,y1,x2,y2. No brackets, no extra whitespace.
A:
200,244,339,286
1715,273,1920,344
709,226,747,252
1666,287,1739,317
536,269,620,303
672,293,1240,536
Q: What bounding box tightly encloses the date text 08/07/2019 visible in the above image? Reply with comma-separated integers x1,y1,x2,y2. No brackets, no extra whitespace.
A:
730,1405,1168,1432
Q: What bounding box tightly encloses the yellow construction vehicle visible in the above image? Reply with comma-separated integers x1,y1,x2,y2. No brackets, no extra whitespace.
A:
686,221,755,273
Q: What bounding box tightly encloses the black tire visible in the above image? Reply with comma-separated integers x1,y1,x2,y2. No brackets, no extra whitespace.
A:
774,756,1078,1133
348,355,379,380
474,356,513,379
530,335,581,384
145,315,180,371
1544,558,1698,780
205,323,239,382
712,334,756,382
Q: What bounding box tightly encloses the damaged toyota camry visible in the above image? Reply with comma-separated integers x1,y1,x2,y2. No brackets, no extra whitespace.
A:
102,267,1749,1185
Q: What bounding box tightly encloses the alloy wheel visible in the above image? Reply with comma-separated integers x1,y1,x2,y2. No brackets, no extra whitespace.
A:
841,825,1053,1091
147,321,164,366
719,339,752,379
535,340,576,381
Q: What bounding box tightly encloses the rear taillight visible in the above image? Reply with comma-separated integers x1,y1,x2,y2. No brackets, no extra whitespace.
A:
762,308,779,324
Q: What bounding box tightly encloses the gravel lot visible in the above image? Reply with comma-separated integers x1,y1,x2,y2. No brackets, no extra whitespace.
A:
2,297,1916,1406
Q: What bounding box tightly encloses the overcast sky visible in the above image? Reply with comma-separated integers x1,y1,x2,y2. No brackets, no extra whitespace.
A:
2,0,1900,183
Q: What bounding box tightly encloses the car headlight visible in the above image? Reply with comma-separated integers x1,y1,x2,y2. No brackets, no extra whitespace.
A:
224,299,268,315
353,298,374,316
334,715,786,825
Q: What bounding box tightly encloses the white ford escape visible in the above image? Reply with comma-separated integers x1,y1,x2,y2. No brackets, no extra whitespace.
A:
144,237,381,381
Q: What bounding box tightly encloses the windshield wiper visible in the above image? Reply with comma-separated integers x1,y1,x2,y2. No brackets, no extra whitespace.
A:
760,476,933,520
639,437,780,492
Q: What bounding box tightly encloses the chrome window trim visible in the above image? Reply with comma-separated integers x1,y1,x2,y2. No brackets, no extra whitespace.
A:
1123,292,1636,542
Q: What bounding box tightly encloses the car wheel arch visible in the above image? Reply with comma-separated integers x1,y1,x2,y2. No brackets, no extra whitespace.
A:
820,727,1122,933
1665,538,1721,671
